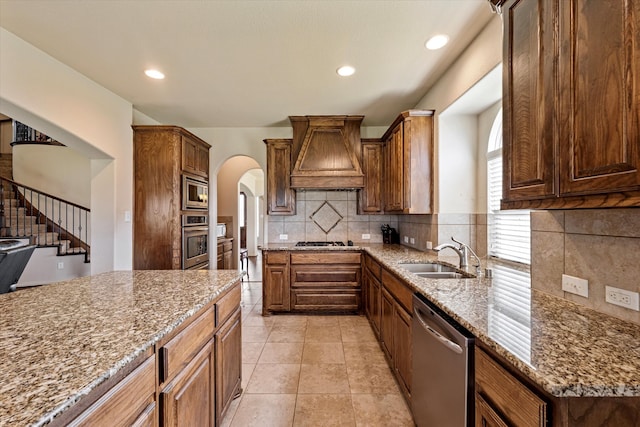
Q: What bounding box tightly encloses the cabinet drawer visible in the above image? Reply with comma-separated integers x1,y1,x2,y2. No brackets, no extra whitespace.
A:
160,306,215,383
381,269,413,313
216,283,241,326
365,256,381,279
291,265,360,287
265,251,289,264
475,347,547,427
69,356,156,426
223,241,233,252
291,252,361,264
291,289,360,311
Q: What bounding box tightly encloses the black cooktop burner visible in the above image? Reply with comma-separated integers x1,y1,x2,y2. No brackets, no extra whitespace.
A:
295,241,346,247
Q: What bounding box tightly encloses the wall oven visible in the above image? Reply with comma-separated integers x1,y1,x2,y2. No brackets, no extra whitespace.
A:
183,175,209,210
182,214,209,270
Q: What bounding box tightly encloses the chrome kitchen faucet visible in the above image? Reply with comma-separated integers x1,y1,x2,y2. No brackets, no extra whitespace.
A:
433,237,481,272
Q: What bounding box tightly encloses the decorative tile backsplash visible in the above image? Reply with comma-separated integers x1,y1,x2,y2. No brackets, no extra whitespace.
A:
267,191,398,244
531,209,640,325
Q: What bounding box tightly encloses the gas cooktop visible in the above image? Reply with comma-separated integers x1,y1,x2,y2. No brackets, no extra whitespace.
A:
295,241,346,247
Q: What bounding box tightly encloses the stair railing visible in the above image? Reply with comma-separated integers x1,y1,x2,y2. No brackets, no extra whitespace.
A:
0,177,90,262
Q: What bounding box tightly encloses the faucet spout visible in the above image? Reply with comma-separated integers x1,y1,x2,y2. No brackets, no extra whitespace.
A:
433,237,481,271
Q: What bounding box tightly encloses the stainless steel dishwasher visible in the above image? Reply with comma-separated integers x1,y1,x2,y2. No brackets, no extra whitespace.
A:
412,293,474,427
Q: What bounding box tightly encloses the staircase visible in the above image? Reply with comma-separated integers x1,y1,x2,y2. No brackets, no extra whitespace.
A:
1,177,90,263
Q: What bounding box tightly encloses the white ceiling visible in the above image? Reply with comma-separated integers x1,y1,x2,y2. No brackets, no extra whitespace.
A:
0,0,494,128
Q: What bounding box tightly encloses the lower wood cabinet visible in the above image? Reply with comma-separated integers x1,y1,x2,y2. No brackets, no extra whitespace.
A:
217,238,234,270
363,255,382,338
215,309,242,422
160,340,215,427
263,251,291,313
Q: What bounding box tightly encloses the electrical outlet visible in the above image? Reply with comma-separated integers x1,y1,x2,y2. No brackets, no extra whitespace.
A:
57,261,64,270
562,274,589,298
279,234,288,241
403,236,409,243
605,286,640,311
362,233,371,240
124,210,131,222
409,237,415,244
426,241,433,250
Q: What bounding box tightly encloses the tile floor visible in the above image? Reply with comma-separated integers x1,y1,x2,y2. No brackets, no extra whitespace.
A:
223,256,415,426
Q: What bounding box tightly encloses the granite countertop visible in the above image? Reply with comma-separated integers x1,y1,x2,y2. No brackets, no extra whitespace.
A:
0,270,243,427
261,243,640,398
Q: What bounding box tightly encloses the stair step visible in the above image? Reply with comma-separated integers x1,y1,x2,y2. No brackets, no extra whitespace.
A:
2,198,20,207
35,232,60,245
5,224,48,235
2,216,38,225
2,207,28,217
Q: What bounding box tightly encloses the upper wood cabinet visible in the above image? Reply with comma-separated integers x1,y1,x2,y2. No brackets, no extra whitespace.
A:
502,0,640,209
381,110,435,214
182,134,210,178
358,139,384,214
264,139,296,215
132,126,211,270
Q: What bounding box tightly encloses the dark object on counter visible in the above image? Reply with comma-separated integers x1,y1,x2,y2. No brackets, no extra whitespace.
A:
381,224,399,244
295,241,346,247
347,240,354,246
0,240,36,294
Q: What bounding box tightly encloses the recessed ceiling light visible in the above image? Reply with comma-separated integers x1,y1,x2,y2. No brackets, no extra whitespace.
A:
336,65,356,77
425,34,450,50
144,69,165,79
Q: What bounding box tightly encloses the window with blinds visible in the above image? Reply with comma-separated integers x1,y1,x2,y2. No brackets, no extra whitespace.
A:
487,109,531,265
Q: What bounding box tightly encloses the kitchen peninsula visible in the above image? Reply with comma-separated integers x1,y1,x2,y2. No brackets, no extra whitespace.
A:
0,270,243,426
261,243,640,425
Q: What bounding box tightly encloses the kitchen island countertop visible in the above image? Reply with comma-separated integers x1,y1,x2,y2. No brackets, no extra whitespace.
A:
261,243,640,398
0,269,243,426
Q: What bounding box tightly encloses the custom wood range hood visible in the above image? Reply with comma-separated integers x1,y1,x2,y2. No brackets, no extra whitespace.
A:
289,115,364,189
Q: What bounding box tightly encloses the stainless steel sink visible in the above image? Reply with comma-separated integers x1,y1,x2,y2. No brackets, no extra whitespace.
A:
397,263,459,273
397,262,469,279
414,271,464,279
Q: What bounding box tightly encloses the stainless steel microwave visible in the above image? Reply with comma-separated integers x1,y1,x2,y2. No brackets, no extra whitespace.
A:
183,175,208,210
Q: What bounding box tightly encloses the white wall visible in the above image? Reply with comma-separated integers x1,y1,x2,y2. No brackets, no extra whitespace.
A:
0,27,134,274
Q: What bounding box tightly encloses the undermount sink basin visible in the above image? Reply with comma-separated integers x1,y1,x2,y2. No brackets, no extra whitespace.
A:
397,262,459,273
397,262,470,279
414,271,464,279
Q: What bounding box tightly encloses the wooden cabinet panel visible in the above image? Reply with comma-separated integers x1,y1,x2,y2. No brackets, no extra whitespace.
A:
265,139,296,215
501,0,640,208
160,340,215,427
393,304,412,399
475,393,509,427
217,238,234,270
382,110,435,214
263,262,291,313
68,356,156,427
216,284,241,327
160,307,215,384
380,287,394,362
475,347,547,427
291,251,361,265
290,289,360,312
291,265,360,287
558,0,640,196
381,269,413,314
364,267,381,339
215,309,241,423
502,0,557,202
359,140,384,214
182,135,209,178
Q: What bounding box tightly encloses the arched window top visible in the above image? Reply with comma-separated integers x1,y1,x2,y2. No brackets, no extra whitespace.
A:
487,108,503,154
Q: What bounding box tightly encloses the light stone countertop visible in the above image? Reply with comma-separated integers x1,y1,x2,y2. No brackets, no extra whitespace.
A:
261,243,640,398
0,270,243,427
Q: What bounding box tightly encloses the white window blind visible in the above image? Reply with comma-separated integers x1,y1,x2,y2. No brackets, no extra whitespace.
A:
487,110,531,265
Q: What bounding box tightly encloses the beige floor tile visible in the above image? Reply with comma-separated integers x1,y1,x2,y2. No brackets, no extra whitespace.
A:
243,314,275,328
242,342,265,364
340,325,377,343
298,364,350,394
258,342,304,364
301,342,345,364
246,363,300,394
305,325,342,343
307,315,341,327
343,342,387,366
268,326,307,343
273,315,308,328
347,364,400,394
293,394,356,427
351,394,414,426
242,363,255,391
242,325,271,343
230,394,296,427
338,315,370,328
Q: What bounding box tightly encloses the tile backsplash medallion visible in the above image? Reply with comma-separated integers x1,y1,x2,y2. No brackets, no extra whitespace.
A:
267,191,399,244
531,209,640,325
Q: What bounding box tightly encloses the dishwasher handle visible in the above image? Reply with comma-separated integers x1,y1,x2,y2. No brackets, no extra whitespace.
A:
414,307,463,355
